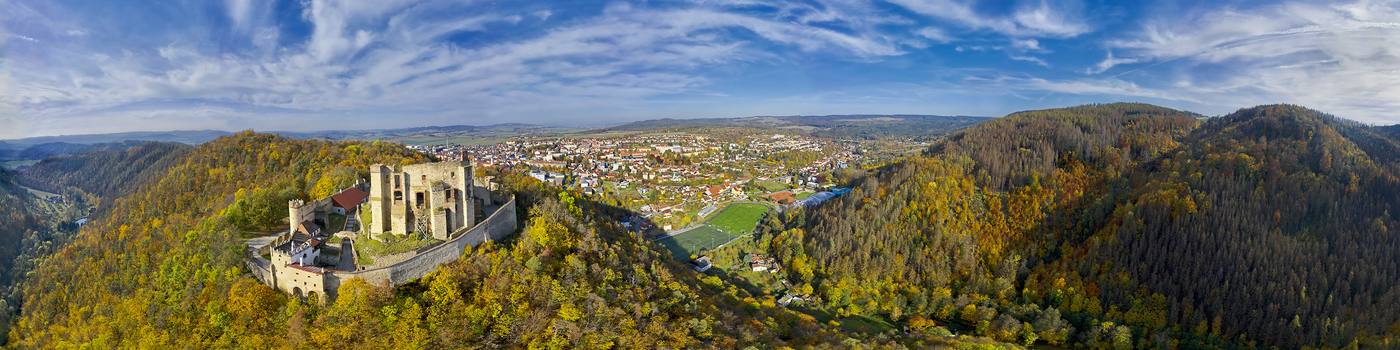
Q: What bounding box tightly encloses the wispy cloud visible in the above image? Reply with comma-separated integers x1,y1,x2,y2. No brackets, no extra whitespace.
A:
3,0,919,137
1077,0,1400,123
4,0,1397,139
886,0,1090,38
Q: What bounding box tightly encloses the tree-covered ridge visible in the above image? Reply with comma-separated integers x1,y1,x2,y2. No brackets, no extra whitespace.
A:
931,103,1199,190
1045,104,1400,348
8,132,428,348
0,168,80,345
0,169,41,285
785,104,1399,348
18,141,192,212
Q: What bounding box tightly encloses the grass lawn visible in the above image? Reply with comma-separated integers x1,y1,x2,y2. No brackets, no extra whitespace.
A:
705,203,768,234
326,213,346,232
753,180,789,192
794,191,815,200
657,202,770,259
659,226,734,259
354,233,442,266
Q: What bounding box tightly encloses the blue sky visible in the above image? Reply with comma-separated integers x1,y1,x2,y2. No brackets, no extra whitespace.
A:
4,0,1400,138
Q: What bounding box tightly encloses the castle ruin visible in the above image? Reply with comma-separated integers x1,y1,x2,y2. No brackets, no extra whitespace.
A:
368,161,474,240
246,161,517,303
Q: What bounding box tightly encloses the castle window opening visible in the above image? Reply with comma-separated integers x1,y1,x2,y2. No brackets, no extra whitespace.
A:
416,192,425,206
394,191,402,201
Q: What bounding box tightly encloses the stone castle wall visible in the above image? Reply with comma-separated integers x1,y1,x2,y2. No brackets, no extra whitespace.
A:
321,195,517,299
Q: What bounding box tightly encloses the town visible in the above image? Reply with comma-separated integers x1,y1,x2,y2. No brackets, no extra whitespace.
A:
409,130,884,231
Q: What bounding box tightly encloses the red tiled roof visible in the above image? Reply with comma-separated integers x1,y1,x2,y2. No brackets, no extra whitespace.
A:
331,187,369,209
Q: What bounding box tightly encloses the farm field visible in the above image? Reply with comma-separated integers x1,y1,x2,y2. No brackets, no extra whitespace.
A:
657,202,769,259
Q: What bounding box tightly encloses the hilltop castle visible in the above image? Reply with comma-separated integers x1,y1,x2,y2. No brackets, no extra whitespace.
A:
368,162,474,240
246,161,517,303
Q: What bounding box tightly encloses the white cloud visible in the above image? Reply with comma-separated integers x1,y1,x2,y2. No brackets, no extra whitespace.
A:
1008,55,1048,67
1095,0,1400,123
225,0,253,30
1010,38,1041,51
917,27,952,43
1085,50,1140,74
886,0,1090,38
3,0,919,136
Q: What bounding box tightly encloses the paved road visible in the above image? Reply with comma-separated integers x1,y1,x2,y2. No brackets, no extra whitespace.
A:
337,239,357,271
244,232,284,253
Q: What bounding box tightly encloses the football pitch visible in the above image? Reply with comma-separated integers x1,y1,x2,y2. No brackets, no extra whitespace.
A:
658,203,769,259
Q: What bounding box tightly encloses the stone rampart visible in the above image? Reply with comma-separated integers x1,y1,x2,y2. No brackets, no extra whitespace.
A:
322,196,517,299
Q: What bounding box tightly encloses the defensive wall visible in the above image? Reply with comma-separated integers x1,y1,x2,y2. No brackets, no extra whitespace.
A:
248,194,518,301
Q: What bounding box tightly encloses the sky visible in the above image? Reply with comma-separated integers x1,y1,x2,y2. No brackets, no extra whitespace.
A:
3,0,1400,139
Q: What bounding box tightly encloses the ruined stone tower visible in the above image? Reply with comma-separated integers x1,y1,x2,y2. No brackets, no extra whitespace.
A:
368,161,473,240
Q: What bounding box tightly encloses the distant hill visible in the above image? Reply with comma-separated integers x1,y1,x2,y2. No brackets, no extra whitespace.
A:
18,142,193,210
0,131,228,163
0,130,230,147
273,123,572,145
603,114,989,140
1380,124,1400,139
0,124,571,162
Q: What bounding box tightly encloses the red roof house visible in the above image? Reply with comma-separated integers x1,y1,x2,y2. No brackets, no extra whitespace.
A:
331,188,369,210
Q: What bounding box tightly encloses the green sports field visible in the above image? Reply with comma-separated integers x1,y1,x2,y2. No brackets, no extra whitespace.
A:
658,203,769,259
704,203,769,234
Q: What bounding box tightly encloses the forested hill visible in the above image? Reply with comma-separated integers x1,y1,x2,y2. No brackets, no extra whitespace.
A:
0,169,45,288
18,141,192,210
0,169,71,344
7,132,429,347
1073,105,1400,347
786,103,1399,348
929,103,1200,190
5,132,998,348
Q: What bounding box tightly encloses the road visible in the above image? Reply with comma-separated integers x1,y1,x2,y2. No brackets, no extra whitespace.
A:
244,232,283,253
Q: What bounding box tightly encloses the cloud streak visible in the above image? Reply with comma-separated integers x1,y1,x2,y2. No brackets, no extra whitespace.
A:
1083,0,1400,123
2,0,1398,139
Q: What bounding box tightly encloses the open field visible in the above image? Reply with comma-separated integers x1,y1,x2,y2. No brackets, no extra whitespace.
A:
705,203,768,234
1,160,40,169
658,226,732,259
752,180,788,192
657,202,769,259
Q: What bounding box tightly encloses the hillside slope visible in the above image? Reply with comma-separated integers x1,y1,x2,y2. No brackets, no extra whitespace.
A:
1052,105,1400,347
8,132,429,347
0,169,73,344
783,103,1399,348
19,142,192,209
6,132,1003,348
